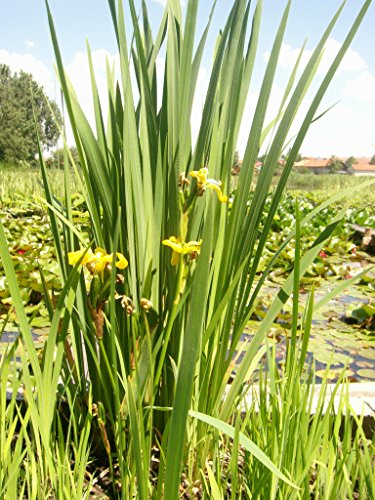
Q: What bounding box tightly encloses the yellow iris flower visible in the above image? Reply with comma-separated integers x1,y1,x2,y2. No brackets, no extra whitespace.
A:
189,167,228,203
162,236,202,266
68,248,95,266
190,167,209,186
68,247,128,274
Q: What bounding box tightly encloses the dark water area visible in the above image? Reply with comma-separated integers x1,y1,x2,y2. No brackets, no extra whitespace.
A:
0,329,48,362
1,330,47,344
1,331,18,343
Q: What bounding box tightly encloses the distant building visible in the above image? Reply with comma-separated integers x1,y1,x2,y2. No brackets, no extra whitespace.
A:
348,158,375,176
294,157,375,176
294,158,330,174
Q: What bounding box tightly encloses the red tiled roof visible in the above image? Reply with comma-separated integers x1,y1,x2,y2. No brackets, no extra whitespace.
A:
351,162,375,171
294,158,329,168
294,157,375,171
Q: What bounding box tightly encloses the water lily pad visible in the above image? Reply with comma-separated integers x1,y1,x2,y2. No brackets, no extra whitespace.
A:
355,361,373,368
358,349,375,360
349,304,375,322
357,369,375,379
30,316,51,328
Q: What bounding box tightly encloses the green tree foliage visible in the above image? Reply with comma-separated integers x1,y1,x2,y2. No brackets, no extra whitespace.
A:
344,155,357,170
232,149,240,168
0,64,62,163
370,154,375,165
328,155,343,173
46,146,81,169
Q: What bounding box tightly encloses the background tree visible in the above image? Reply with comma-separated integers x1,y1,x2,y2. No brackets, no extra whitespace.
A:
46,146,81,169
328,155,343,173
0,64,62,163
282,147,303,162
370,154,375,165
232,149,240,168
344,155,357,171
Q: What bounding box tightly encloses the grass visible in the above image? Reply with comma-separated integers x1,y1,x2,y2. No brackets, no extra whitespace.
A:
0,0,374,498
0,162,69,203
2,163,375,207
285,172,375,204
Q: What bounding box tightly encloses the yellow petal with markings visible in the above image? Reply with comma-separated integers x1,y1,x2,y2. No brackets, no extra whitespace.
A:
163,237,202,265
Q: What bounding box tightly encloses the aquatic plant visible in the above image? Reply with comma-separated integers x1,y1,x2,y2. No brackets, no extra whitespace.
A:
1,0,374,497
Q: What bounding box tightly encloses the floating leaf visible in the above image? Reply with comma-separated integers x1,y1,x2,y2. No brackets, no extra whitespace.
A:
357,369,375,379
356,361,373,368
350,304,375,323
358,349,375,360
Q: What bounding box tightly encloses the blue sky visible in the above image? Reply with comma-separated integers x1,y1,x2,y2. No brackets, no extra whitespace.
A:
1,0,374,158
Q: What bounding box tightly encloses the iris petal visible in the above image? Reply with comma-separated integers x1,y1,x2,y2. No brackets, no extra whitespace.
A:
162,237,202,265
206,183,228,202
189,168,227,203
162,237,183,253
68,247,128,273
68,249,94,266
115,253,128,269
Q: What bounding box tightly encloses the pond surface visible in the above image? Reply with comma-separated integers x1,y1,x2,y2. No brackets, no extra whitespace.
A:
1,230,374,382
236,277,375,382
2,283,374,383
0,328,48,361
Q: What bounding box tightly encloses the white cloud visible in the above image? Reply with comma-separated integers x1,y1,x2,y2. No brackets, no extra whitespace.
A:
25,40,35,48
234,74,374,159
0,49,53,93
343,71,375,103
297,102,375,158
264,38,367,74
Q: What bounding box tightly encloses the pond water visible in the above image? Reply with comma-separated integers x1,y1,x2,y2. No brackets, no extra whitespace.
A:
235,281,375,382
1,265,374,382
0,329,48,362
